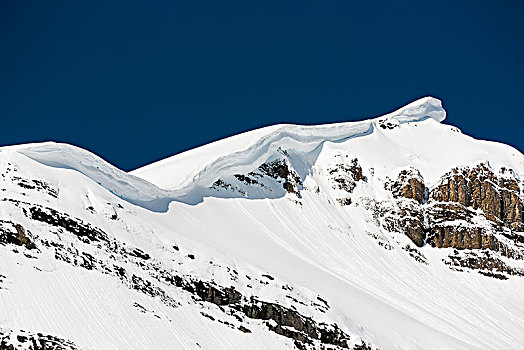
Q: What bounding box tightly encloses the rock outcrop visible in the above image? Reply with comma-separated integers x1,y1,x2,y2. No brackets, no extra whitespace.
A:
383,168,426,246
430,164,523,231
258,158,302,196
328,158,366,206
0,328,80,350
211,155,303,199
0,221,36,250
390,169,425,204
377,163,524,278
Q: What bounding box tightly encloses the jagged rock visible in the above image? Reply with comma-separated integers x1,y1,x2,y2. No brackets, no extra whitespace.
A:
424,203,497,250
259,158,302,195
211,157,302,199
131,248,150,260
383,168,426,246
234,174,259,185
421,163,524,262
378,118,399,130
379,164,523,256
130,275,179,308
238,326,251,333
431,163,523,231
0,328,80,350
211,179,233,191
240,299,350,348
29,206,107,242
427,225,496,250
445,250,524,279
328,158,365,206
353,341,373,350
0,221,36,250
382,201,425,247
164,275,354,349
389,168,425,204
374,163,524,279
401,244,427,264
193,281,242,305
11,176,58,198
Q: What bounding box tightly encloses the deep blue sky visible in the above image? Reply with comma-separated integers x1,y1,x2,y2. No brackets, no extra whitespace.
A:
1,1,522,170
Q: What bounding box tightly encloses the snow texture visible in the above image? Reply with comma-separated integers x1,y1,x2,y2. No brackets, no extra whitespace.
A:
0,96,523,350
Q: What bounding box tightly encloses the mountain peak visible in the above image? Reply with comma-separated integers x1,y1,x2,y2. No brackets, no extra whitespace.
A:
132,97,448,193
1,96,524,350
382,96,446,124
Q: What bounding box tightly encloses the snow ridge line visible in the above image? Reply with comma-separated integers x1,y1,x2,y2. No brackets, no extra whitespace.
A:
8,97,445,210
177,97,445,198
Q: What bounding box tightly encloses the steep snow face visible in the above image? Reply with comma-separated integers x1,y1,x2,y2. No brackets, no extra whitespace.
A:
131,96,447,192
131,95,521,204
2,97,449,209
1,97,523,350
15,96,520,207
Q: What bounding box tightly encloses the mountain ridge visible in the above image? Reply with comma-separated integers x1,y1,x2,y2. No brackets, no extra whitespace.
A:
130,96,447,192
0,97,523,350
5,96,521,208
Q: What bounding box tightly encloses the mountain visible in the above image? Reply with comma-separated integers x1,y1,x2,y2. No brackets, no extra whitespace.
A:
1,97,523,350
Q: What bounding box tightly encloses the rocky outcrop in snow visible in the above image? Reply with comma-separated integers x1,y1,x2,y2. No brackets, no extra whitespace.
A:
430,163,522,231
0,328,80,350
373,162,524,278
2,97,524,350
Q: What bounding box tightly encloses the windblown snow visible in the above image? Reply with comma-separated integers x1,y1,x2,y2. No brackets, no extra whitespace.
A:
1,96,523,350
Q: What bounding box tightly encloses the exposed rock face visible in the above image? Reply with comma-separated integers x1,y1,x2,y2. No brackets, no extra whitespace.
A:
384,168,426,246
11,176,58,198
425,164,523,260
0,221,36,250
173,278,354,349
242,301,345,347
378,118,399,130
431,164,523,231
30,206,107,242
377,163,524,278
193,281,242,306
427,225,496,250
382,200,425,247
445,250,524,280
382,163,523,250
259,158,302,196
390,169,425,204
424,202,497,250
328,158,366,206
0,328,80,350
211,155,303,199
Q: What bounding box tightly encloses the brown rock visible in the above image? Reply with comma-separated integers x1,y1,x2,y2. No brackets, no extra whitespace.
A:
427,225,496,250
383,168,426,246
388,168,425,204
430,163,523,231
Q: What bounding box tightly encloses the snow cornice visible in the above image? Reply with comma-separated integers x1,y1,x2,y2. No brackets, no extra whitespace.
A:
380,96,446,124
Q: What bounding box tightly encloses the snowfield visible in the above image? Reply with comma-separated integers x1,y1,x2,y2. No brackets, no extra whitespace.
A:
1,97,523,350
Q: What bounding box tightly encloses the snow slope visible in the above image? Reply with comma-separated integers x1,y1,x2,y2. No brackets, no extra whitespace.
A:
1,96,523,350
131,97,445,191
131,96,521,203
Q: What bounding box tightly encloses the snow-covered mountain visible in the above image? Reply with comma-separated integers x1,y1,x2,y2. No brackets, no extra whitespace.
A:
1,97,523,350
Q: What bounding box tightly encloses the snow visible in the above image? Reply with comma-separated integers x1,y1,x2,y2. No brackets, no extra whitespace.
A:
382,96,446,124
11,96,521,206
1,96,523,349
131,96,446,192
3,142,178,212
